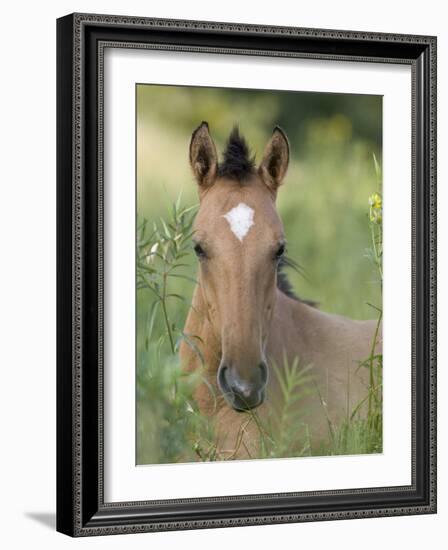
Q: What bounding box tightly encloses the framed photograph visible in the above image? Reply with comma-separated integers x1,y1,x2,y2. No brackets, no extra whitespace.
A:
56,13,437,536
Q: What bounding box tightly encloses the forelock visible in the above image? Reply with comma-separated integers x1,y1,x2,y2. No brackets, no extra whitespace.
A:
217,126,256,181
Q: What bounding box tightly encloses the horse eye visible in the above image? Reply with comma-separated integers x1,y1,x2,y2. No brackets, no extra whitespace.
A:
194,243,206,259
275,244,286,259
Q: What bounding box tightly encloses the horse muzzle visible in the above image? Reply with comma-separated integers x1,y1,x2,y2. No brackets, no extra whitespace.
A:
217,362,268,412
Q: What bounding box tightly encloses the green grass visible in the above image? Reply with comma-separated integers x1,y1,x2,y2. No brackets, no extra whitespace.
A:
135,84,383,464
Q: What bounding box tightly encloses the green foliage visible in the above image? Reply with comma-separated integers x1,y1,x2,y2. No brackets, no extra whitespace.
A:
136,85,384,464
137,197,198,355
316,162,383,457
136,346,213,464
137,201,218,464
253,357,314,459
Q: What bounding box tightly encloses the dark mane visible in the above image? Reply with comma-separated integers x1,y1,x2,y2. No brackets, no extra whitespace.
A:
277,259,318,307
218,126,255,180
276,264,297,300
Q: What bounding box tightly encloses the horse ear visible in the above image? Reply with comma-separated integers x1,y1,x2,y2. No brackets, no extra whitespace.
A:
258,126,289,194
189,121,218,190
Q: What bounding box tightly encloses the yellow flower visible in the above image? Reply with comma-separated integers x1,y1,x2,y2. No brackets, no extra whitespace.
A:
369,192,382,210
369,192,382,225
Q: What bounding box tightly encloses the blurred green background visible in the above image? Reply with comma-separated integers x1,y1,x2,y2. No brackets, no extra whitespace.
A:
136,84,382,464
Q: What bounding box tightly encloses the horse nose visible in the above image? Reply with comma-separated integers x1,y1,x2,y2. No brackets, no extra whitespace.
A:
217,363,268,411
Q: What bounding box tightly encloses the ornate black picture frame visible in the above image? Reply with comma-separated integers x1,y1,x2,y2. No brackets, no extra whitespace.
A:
56,13,437,537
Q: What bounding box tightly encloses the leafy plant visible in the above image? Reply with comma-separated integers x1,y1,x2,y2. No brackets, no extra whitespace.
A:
136,198,219,463
318,155,383,456
137,195,198,355
252,356,314,459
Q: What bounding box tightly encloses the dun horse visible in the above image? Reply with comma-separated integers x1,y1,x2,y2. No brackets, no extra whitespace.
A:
180,122,382,459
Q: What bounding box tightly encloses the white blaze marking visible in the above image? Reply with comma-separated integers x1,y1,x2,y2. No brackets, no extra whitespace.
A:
223,202,255,242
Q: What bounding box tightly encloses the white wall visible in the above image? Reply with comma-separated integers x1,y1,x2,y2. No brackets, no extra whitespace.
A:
0,1,445,548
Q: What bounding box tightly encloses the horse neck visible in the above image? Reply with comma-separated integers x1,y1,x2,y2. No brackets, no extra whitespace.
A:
268,288,378,371
267,289,310,361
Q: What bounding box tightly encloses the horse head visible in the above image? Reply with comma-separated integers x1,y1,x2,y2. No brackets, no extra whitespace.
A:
189,122,290,411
